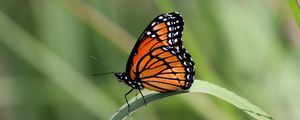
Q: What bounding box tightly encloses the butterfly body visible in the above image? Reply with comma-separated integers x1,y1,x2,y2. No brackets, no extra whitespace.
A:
115,12,195,107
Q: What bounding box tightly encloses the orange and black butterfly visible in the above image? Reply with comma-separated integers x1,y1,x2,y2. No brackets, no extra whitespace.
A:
115,12,195,109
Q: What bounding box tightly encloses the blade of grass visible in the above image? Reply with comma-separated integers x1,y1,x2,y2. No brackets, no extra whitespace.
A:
109,80,272,120
0,11,118,120
288,0,300,29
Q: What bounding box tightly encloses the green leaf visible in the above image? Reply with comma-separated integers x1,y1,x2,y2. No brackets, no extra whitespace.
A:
109,80,272,120
288,0,300,29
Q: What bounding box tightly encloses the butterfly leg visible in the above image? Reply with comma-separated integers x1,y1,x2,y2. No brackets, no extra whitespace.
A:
139,90,147,106
124,88,134,113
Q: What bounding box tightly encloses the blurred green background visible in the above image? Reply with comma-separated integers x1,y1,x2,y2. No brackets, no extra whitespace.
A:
0,0,299,120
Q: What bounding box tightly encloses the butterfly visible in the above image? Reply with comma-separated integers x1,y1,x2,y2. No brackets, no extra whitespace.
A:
115,12,195,111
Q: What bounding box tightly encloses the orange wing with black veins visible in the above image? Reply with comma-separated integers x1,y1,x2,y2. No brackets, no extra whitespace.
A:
136,46,195,92
126,12,185,80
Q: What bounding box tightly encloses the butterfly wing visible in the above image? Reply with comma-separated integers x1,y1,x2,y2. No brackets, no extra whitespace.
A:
137,46,195,92
126,12,185,80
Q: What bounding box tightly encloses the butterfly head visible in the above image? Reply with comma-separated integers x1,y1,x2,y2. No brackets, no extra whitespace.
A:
114,72,128,82
115,72,144,90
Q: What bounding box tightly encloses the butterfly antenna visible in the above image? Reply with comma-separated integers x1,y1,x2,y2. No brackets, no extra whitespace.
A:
90,56,116,76
92,72,115,76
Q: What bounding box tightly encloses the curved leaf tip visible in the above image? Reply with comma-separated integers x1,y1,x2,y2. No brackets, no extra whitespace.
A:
109,80,272,120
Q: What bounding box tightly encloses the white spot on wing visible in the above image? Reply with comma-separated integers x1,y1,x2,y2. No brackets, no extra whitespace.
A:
178,55,183,60
151,22,156,26
146,31,151,35
174,38,178,43
171,50,176,54
168,40,172,44
187,74,190,79
174,32,179,36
